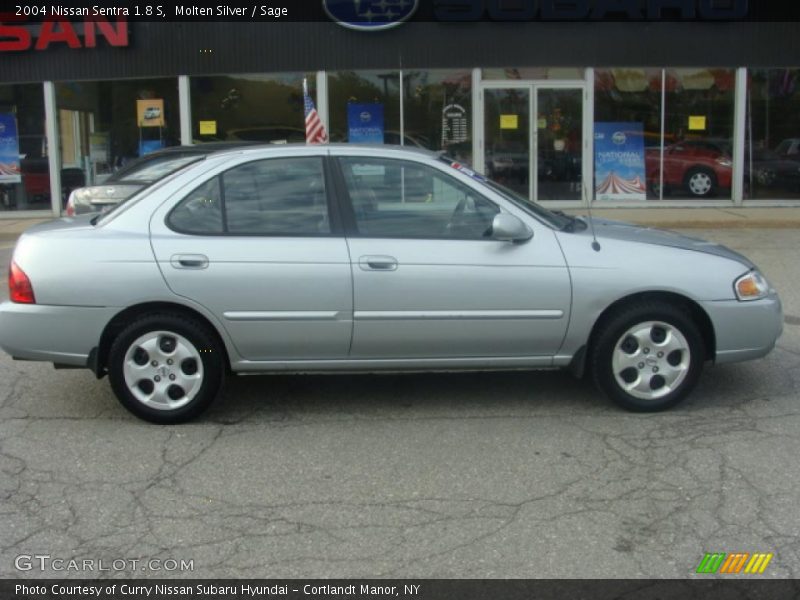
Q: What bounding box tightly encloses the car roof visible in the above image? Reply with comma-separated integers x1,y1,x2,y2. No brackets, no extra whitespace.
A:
109,143,441,185
206,142,441,160
147,141,262,156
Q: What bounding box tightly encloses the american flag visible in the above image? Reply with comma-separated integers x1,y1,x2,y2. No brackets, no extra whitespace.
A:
303,78,328,144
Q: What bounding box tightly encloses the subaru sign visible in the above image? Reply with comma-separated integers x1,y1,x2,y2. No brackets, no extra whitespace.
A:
323,0,420,31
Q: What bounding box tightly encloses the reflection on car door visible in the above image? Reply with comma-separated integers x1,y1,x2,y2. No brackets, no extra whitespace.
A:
150,154,353,361
334,154,571,360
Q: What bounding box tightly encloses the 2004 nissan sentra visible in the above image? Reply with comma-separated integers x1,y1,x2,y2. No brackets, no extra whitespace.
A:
0,145,783,423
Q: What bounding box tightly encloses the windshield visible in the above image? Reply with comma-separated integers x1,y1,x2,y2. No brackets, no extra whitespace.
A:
109,154,204,184
438,156,573,230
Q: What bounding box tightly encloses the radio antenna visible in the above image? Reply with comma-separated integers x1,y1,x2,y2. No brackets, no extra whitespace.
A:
583,174,601,252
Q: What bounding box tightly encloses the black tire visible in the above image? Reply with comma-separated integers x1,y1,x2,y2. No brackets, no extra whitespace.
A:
648,174,673,199
647,175,662,199
108,313,224,424
590,301,705,412
684,167,717,198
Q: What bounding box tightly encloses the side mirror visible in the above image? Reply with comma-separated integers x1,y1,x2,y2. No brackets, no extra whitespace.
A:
491,213,533,243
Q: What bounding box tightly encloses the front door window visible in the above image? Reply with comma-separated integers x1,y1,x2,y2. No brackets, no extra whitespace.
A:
337,157,499,240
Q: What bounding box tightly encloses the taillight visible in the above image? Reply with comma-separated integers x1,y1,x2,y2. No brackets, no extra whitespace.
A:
65,192,75,217
9,261,35,304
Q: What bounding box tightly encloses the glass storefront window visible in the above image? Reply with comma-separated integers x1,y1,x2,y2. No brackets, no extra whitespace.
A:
663,68,735,200
328,70,400,144
595,68,735,201
484,87,530,198
0,84,50,212
191,73,314,145
55,78,180,205
402,69,472,162
537,88,583,201
594,68,663,200
745,69,800,200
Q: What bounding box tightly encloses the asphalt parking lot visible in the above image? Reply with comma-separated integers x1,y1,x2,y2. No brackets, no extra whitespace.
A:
0,228,798,579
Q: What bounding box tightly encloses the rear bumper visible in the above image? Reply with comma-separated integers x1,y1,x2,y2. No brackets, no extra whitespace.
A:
0,301,117,367
702,293,783,364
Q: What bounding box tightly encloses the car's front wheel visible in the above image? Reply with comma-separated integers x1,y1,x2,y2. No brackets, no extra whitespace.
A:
590,302,705,412
108,314,224,424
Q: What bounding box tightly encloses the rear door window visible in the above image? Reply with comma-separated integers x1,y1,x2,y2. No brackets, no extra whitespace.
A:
167,156,330,236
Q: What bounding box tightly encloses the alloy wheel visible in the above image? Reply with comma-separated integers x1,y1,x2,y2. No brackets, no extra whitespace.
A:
122,330,204,410
612,320,691,401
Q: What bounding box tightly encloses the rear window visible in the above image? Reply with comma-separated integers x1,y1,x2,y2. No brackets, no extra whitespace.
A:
95,158,208,226
110,154,204,184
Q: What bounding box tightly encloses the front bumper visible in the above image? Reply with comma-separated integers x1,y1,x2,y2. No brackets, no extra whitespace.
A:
702,293,784,364
0,301,117,367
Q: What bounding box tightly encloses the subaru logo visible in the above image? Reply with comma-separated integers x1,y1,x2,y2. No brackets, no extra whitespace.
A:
323,0,419,31
360,112,371,122
612,131,627,145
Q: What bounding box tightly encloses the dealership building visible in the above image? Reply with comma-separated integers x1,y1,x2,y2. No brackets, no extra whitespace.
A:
1,1,800,218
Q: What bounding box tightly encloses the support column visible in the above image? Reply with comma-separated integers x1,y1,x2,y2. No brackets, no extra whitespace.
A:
179,75,192,146
43,81,62,217
315,71,329,136
732,67,747,205
472,67,483,173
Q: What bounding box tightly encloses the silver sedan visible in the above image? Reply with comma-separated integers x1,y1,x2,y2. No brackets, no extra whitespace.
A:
0,145,783,423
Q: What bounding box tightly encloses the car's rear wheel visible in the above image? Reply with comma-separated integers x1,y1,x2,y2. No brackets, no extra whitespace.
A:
590,302,705,412
684,168,717,197
648,175,668,199
108,314,224,424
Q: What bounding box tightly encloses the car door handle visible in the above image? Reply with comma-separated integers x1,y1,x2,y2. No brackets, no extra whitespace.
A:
171,254,209,269
359,255,398,271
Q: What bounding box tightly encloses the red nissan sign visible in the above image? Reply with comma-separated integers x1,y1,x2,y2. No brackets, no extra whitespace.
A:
0,16,128,52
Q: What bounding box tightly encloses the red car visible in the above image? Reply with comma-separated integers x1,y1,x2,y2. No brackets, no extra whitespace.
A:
645,139,733,198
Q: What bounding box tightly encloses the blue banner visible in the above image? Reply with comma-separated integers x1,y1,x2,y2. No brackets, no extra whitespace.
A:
347,103,384,144
139,139,165,156
594,122,647,201
0,114,22,184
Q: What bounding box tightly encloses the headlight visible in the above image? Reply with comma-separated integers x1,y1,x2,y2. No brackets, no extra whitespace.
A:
716,157,733,167
734,270,770,301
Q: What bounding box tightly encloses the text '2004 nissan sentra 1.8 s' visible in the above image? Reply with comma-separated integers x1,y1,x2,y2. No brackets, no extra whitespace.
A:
0,145,784,423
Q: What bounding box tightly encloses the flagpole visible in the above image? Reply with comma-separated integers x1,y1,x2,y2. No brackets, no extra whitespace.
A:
303,78,308,145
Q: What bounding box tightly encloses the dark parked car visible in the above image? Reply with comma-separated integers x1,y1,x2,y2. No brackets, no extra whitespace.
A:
65,142,256,215
225,127,306,144
775,138,800,160
747,148,800,193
